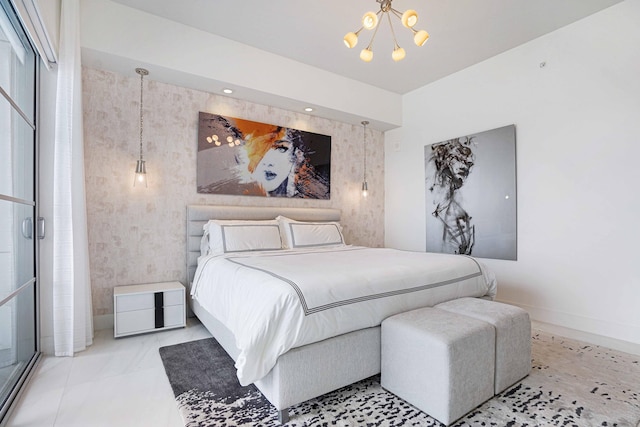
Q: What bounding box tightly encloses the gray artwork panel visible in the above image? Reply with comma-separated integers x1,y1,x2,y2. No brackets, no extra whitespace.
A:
425,125,517,260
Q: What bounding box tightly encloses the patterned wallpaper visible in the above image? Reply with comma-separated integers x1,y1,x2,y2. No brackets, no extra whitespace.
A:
82,67,385,317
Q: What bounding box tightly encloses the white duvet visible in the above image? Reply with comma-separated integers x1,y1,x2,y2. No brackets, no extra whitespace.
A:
191,246,497,386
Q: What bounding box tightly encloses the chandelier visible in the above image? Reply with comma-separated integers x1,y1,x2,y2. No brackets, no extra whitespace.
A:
343,0,429,62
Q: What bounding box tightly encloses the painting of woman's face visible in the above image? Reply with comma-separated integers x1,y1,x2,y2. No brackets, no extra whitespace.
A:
252,140,295,192
197,113,331,199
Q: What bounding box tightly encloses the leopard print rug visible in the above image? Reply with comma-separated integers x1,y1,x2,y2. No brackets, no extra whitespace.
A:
160,331,640,426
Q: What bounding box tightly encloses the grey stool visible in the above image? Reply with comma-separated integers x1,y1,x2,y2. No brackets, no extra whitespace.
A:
381,307,495,426
436,297,531,394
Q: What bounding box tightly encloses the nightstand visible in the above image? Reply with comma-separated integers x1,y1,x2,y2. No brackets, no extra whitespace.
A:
113,281,186,338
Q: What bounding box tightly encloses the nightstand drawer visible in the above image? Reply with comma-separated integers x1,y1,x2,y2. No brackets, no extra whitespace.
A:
116,309,155,335
115,305,185,336
116,289,183,312
164,305,185,326
163,289,184,307
116,293,154,313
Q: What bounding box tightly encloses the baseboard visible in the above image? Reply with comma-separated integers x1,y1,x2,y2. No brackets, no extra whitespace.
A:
40,336,53,356
498,299,640,356
530,320,640,356
93,314,113,331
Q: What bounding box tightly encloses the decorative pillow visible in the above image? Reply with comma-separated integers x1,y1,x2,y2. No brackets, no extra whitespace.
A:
203,219,282,255
277,216,345,249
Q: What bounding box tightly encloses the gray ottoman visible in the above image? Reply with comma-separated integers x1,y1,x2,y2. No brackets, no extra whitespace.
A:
436,297,531,394
381,307,495,426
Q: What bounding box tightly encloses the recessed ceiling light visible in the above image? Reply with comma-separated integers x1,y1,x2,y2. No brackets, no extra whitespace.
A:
222,88,233,94
304,107,314,112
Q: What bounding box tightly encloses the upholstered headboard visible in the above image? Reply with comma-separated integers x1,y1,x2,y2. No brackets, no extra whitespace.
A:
186,205,341,287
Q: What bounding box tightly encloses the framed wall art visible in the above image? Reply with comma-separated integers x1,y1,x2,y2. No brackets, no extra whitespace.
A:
197,112,331,199
424,124,517,260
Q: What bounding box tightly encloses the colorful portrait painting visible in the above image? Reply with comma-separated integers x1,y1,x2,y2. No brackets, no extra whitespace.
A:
197,113,331,199
424,125,517,260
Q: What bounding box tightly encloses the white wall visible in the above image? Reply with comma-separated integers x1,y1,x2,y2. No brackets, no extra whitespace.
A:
385,0,640,351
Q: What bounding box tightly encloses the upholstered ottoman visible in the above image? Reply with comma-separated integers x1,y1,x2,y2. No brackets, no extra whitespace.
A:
436,297,531,394
381,307,495,426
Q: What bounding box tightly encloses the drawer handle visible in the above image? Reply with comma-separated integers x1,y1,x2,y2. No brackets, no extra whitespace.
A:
154,292,164,328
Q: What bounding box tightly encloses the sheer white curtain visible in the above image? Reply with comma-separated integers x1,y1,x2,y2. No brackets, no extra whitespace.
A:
52,0,93,356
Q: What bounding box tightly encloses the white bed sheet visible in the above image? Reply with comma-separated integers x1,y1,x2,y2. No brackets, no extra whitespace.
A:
191,246,497,386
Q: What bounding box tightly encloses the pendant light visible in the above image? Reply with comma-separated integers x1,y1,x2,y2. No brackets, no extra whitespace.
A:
362,120,369,198
134,67,148,187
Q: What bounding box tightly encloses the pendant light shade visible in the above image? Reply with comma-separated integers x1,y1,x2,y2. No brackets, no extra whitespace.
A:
413,29,430,46
134,159,146,184
401,9,418,28
392,46,406,62
344,31,359,48
362,11,378,30
360,48,374,62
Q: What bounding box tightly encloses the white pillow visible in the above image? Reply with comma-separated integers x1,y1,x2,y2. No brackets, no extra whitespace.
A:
277,216,345,249
203,219,282,255
200,230,210,256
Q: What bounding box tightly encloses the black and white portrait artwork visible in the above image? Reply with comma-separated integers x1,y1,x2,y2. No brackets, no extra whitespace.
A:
424,125,517,260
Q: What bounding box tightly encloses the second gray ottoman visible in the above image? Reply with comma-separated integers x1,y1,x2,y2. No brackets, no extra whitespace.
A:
381,307,495,426
436,297,531,394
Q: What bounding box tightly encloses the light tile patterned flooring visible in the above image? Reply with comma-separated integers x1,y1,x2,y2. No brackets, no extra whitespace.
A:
8,319,638,427
6,319,212,427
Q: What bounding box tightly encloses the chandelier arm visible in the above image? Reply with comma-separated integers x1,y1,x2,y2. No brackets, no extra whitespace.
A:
387,12,400,48
389,8,403,19
366,17,382,49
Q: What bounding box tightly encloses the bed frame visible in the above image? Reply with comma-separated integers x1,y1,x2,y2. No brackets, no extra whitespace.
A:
186,205,381,424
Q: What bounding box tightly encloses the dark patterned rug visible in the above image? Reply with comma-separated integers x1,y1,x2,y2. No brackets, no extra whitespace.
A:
159,330,640,426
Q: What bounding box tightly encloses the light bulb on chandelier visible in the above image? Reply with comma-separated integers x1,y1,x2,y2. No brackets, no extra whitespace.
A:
343,0,429,62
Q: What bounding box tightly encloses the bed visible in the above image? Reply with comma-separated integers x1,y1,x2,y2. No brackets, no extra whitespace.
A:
186,205,497,423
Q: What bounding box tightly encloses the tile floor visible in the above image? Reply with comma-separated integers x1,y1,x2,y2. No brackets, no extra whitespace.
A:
6,318,212,427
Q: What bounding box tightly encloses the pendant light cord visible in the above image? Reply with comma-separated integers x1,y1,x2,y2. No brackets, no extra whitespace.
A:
139,71,144,160
362,121,369,180
135,68,149,161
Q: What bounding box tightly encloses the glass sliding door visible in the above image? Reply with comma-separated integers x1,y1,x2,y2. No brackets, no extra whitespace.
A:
0,0,39,422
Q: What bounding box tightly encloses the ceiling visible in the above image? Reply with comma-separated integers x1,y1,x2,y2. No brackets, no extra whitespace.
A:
109,0,622,95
